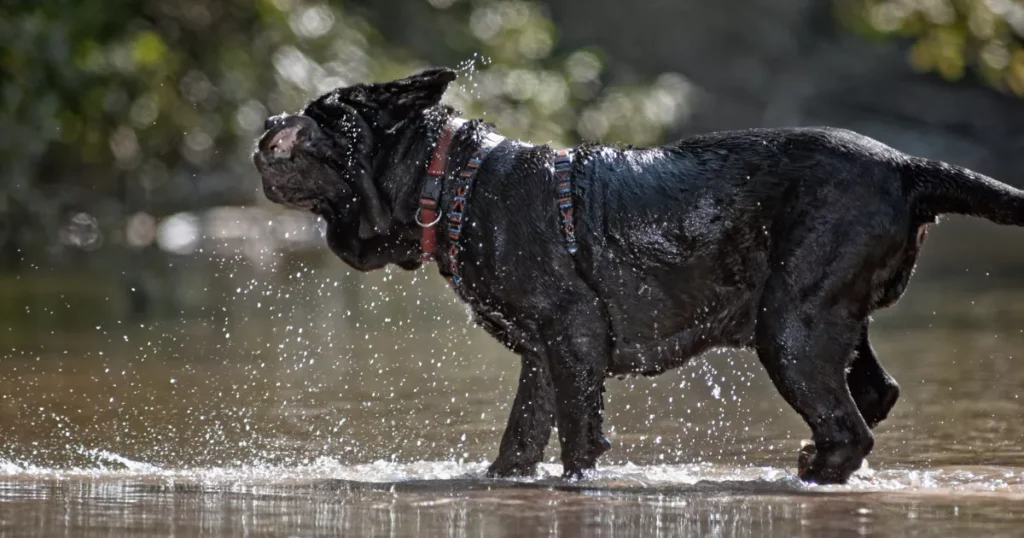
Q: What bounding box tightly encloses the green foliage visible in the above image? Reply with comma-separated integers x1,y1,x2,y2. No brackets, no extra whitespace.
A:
6,0,1017,266
403,0,695,147
2,0,407,207
836,0,1024,95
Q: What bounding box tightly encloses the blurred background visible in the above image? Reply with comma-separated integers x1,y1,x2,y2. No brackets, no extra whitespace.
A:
0,0,1023,472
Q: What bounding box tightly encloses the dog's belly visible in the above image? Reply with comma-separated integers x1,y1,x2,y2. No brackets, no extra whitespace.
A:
586,234,769,377
603,285,759,377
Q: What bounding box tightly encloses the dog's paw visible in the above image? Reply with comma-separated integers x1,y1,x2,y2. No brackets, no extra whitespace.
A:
485,459,538,479
797,440,815,477
795,439,867,485
560,466,596,482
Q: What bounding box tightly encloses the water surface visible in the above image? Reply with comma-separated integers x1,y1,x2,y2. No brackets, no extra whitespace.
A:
2,247,1023,536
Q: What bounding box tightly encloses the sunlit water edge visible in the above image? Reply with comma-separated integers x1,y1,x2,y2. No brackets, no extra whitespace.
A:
3,453,1023,501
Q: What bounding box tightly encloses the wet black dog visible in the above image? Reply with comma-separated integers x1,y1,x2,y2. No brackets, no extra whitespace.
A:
253,68,1024,484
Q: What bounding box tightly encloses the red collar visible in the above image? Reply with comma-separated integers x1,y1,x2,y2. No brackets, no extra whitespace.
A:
416,119,469,261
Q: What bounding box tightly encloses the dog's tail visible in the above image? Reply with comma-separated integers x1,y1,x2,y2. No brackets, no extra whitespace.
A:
905,157,1024,226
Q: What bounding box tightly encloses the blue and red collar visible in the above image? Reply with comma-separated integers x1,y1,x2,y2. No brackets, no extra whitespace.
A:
416,119,505,288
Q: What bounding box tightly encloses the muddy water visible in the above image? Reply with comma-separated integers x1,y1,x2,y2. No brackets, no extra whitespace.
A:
1,253,1024,536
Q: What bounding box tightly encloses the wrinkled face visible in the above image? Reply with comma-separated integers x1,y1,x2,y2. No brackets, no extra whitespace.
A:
252,109,359,219
252,67,458,240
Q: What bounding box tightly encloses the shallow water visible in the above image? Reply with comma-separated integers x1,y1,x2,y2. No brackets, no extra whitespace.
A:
2,253,1024,536
4,465,1024,537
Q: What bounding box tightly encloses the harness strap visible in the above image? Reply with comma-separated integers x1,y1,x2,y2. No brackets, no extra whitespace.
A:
554,149,578,255
446,131,505,289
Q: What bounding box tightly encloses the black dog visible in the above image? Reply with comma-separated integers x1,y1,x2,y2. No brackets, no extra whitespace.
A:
253,68,1024,485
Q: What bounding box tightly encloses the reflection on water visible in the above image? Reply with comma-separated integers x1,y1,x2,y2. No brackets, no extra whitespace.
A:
2,223,1024,535
3,469,1024,537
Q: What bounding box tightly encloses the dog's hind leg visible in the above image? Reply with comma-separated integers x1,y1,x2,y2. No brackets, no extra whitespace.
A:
756,296,873,484
543,300,612,479
486,351,555,478
847,323,900,429
755,221,885,484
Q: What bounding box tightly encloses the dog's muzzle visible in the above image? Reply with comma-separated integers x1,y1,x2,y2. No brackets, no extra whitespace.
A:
257,114,321,161
253,114,326,208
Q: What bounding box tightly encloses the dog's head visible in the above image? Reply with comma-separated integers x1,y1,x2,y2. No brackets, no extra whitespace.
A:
252,67,458,240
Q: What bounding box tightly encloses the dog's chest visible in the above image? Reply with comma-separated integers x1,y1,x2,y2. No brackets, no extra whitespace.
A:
469,301,532,351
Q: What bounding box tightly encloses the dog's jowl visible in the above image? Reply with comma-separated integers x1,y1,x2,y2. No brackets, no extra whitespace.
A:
253,68,1024,485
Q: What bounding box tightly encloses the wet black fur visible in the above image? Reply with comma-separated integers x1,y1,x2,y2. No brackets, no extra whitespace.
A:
253,68,1024,485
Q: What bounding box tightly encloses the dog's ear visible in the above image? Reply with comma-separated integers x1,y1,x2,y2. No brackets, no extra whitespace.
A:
324,110,392,240
345,67,457,128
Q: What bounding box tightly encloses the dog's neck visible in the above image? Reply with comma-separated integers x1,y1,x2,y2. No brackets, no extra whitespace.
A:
329,107,505,270
373,107,469,219
416,118,499,258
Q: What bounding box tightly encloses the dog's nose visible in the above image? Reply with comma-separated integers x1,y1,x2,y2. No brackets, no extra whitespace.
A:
264,114,286,131
259,115,320,158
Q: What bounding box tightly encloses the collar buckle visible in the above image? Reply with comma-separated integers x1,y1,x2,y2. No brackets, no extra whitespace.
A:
418,121,460,261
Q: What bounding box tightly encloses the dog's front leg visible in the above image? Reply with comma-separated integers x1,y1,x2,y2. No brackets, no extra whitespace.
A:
486,351,555,478
545,305,612,479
